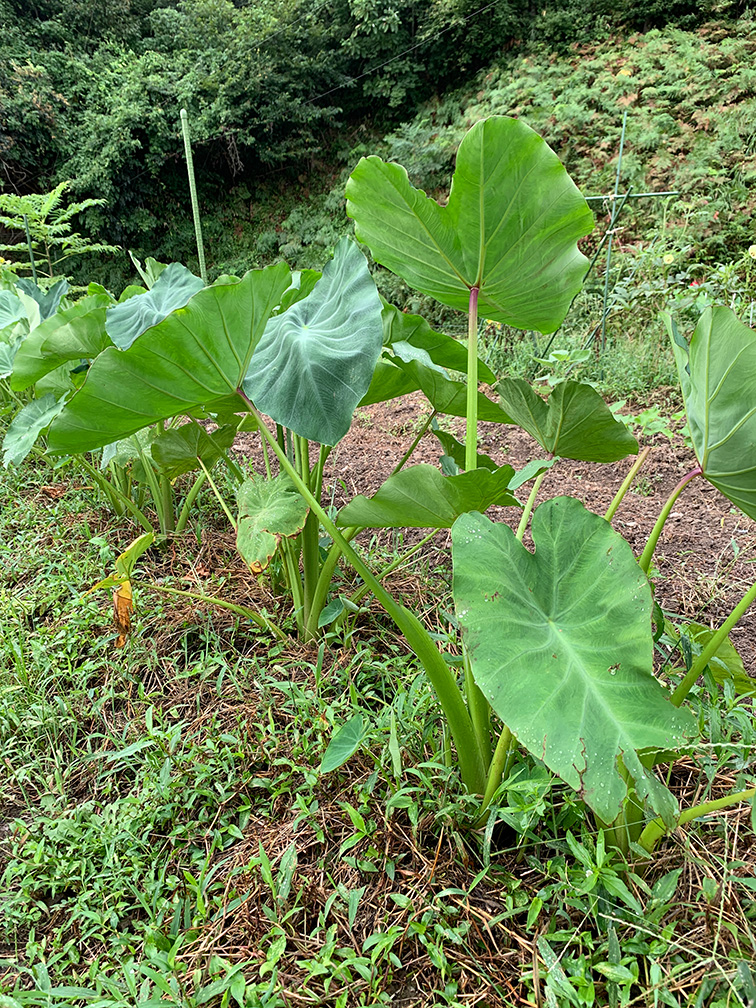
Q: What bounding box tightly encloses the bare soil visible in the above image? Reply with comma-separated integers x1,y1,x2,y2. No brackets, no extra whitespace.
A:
262,390,756,670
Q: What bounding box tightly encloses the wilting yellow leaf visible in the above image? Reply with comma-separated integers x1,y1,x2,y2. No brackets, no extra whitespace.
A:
113,580,133,648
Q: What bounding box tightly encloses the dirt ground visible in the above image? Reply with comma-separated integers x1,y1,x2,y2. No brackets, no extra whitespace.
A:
262,389,756,672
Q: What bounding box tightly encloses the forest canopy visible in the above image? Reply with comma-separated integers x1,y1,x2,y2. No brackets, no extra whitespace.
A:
0,0,745,259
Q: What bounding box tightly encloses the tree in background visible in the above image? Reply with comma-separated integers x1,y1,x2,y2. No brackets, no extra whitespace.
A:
0,0,745,281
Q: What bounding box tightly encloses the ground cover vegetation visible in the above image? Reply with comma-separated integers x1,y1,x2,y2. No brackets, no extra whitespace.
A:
1,95,756,1006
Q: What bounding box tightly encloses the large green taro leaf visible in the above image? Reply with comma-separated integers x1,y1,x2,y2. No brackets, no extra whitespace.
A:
337,463,518,528
497,378,638,462
346,116,593,332
11,293,113,390
667,307,756,521
242,239,383,446
47,263,291,455
236,473,309,573
452,498,696,822
105,263,205,350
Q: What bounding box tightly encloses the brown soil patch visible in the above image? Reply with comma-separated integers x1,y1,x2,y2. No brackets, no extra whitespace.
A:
238,390,756,669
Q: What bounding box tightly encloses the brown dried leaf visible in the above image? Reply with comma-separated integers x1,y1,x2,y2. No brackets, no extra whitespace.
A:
113,580,133,648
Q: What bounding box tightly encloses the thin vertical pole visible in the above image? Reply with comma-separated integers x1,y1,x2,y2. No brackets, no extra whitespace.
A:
180,108,208,284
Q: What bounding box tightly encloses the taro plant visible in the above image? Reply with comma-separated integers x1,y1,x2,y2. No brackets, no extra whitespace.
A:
335,115,754,857
2,261,237,535
40,236,517,639
34,115,754,859
39,240,389,633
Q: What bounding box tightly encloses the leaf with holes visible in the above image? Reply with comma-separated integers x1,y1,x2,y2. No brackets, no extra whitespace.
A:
236,473,309,573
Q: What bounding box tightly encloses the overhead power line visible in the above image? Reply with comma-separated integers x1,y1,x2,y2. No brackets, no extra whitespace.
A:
306,0,505,105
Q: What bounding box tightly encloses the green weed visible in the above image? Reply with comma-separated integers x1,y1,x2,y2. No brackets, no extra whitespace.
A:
1,456,755,1006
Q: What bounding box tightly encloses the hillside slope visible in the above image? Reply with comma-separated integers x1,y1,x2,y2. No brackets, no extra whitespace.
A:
232,15,755,277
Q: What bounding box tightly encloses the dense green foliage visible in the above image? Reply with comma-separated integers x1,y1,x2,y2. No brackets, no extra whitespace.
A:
0,0,749,276
0,0,523,251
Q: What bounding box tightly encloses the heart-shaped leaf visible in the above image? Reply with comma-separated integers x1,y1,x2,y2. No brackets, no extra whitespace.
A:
347,116,593,332
105,263,205,350
242,239,383,446
11,293,113,390
337,463,518,528
452,498,696,822
497,378,638,462
236,473,310,573
320,714,365,773
667,307,756,520
47,263,291,455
